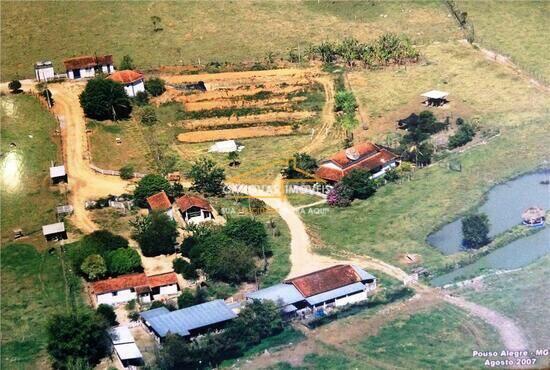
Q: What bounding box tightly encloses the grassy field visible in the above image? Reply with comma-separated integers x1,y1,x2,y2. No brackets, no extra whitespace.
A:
0,1,459,81
0,94,63,246
459,0,550,82
285,193,323,208
0,244,85,369
457,256,550,356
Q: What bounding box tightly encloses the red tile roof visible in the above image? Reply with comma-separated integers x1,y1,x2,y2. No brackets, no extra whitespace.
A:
285,265,362,297
91,272,178,295
108,70,143,84
63,55,113,70
315,143,398,182
175,195,212,212
147,191,172,211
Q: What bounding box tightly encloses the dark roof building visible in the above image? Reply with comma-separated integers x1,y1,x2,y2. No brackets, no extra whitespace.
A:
63,55,113,70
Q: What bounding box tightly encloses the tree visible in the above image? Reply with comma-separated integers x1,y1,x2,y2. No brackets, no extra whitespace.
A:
281,153,318,179
223,217,270,258
326,182,353,207
187,157,226,196
173,257,198,279
119,55,135,70
133,174,171,207
341,168,377,200
145,77,166,96
448,122,475,149
105,248,142,275
8,79,21,93
228,150,240,167
202,241,256,283
226,300,283,346
47,311,110,369
139,105,157,126
133,212,178,257
81,255,107,280
79,77,131,120
334,90,357,113
119,165,134,180
134,91,149,106
462,213,490,248
81,230,129,252
96,304,117,326
177,289,196,308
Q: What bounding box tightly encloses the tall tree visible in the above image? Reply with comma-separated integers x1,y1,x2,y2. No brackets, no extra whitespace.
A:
462,213,490,248
133,174,171,207
133,212,178,257
187,157,226,196
79,77,131,120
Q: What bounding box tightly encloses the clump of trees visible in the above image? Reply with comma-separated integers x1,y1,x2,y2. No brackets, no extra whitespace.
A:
187,157,226,196
282,152,318,179
177,286,207,309
309,33,419,68
119,54,135,70
79,77,132,120
157,300,283,369
327,168,378,207
8,80,22,94
334,90,359,145
462,213,490,248
67,230,142,280
133,174,171,207
448,119,476,149
398,111,445,166
145,77,166,96
132,211,178,257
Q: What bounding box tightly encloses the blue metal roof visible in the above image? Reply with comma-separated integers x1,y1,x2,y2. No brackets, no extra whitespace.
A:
145,300,237,337
140,307,170,322
351,265,376,281
306,282,365,306
246,283,305,307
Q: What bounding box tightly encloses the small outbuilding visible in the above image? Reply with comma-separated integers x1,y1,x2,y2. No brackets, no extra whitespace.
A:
108,70,145,97
108,326,143,369
64,55,114,79
175,195,214,224
42,222,67,241
34,61,55,82
208,140,244,153
49,165,67,184
421,90,449,107
146,191,173,219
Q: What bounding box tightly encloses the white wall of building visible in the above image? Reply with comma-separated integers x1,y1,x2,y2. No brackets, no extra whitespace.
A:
35,67,55,82
158,284,179,295
96,289,137,305
371,161,397,179
67,65,114,80
334,291,367,307
124,79,145,97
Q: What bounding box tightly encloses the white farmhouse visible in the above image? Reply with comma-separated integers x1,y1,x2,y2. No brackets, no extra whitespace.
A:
108,70,145,97
91,272,179,306
64,55,114,79
34,61,55,82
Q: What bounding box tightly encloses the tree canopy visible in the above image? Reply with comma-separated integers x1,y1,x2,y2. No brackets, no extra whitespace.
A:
341,168,377,200
223,217,270,257
187,157,226,196
462,213,490,248
105,248,142,275
133,174,171,207
80,254,107,281
282,152,318,179
133,212,178,257
145,77,166,97
79,77,132,120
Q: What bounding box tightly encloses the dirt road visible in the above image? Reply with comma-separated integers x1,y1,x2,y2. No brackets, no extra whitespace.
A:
301,75,336,154
49,82,131,233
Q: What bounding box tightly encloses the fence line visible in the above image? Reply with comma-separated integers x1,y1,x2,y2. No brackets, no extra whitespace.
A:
89,163,146,178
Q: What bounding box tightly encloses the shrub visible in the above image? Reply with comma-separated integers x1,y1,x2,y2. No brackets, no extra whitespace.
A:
133,212,178,257
119,165,134,180
79,77,132,120
133,174,171,207
119,55,135,70
448,122,475,149
200,236,255,283
334,90,357,113
82,230,129,252
462,213,490,248
177,289,196,309
341,168,377,200
173,258,198,280
134,91,149,106
8,80,21,93
223,217,270,257
384,169,399,182
105,248,142,275
81,254,107,280
139,105,157,126
187,157,226,196
128,311,140,322
249,198,267,215
145,78,166,97
281,153,318,179
96,304,117,326
327,182,353,207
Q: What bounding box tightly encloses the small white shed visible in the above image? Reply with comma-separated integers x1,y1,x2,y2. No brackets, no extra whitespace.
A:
109,326,143,368
34,61,55,82
208,140,244,153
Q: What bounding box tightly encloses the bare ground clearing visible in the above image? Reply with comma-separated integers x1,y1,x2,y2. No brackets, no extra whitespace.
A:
177,126,294,143
183,96,304,111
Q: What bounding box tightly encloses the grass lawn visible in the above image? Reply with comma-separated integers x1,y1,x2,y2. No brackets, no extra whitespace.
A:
0,1,459,80
0,244,85,369
210,196,291,287
0,94,63,246
285,193,323,208
457,256,550,354
459,0,550,82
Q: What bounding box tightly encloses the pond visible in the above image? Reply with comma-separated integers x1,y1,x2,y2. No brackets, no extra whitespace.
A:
427,170,550,255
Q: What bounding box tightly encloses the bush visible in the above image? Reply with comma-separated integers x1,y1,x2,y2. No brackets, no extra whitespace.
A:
81,230,129,252
341,168,377,200
177,289,196,309
334,90,357,113
462,213,490,248
128,311,140,322
200,235,255,283
119,165,134,180
96,304,117,326
173,258,198,280
119,55,135,70
249,198,267,215
79,77,132,120
326,182,353,207
223,217,270,257
105,248,142,275
281,153,318,179
133,212,178,257
448,122,475,149
8,79,21,93
187,157,226,196
133,174,171,207
134,91,149,106
139,105,157,126
145,78,166,97
81,254,107,280
384,169,399,182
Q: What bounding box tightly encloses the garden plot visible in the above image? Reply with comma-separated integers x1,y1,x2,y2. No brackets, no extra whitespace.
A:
181,111,316,130
177,126,294,143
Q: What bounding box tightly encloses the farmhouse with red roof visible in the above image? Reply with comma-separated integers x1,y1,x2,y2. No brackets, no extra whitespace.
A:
108,70,145,97
175,195,214,224
90,272,179,305
315,142,399,183
64,54,114,79
146,191,174,219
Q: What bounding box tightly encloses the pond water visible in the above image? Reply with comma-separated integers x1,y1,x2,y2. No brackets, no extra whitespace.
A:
427,170,550,255
431,227,550,286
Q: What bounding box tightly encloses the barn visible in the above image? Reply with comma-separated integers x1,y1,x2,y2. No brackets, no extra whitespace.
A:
64,55,114,79
108,70,145,97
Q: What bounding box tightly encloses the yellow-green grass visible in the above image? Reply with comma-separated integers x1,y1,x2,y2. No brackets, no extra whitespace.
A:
210,197,291,287
348,41,550,141
88,119,154,173
457,256,550,357
1,244,85,369
177,134,312,183
0,1,459,81
0,94,63,246
459,0,550,82
285,193,323,208
89,208,138,240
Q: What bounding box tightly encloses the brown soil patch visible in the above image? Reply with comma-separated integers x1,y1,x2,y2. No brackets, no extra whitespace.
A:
179,85,306,103
183,96,304,111
181,111,316,130
160,68,320,85
177,126,294,143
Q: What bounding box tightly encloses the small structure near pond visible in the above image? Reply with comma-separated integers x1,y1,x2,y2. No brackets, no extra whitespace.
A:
522,207,545,227
421,90,449,107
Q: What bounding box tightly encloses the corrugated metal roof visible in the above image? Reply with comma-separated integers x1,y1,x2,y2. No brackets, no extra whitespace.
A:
49,165,66,178
114,343,142,360
140,307,170,322
146,300,236,337
305,282,365,306
351,265,376,281
42,222,65,235
246,283,304,307
109,326,134,344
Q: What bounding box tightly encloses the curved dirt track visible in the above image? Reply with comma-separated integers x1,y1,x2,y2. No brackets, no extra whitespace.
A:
49,83,131,233
301,75,336,154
